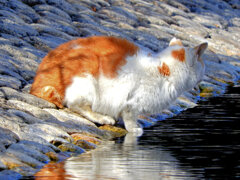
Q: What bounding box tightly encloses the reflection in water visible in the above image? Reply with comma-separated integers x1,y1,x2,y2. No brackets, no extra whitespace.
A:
35,86,240,179
64,137,194,180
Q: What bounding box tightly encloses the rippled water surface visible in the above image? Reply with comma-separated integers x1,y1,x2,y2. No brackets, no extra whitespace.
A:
35,86,240,180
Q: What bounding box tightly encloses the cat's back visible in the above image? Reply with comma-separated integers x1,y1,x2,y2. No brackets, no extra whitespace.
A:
30,36,139,107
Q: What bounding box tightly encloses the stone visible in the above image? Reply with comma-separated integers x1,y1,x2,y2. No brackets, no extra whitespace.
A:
33,4,72,23
73,140,96,150
7,143,49,164
99,125,128,138
0,87,56,108
31,23,74,40
12,166,38,177
21,123,72,143
0,108,23,133
5,151,45,169
0,170,22,179
43,108,96,127
0,16,39,38
22,0,46,6
7,109,43,124
7,0,41,22
0,75,22,89
0,153,27,170
0,127,19,147
0,143,6,153
17,140,55,154
57,142,85,154
71,133,101,145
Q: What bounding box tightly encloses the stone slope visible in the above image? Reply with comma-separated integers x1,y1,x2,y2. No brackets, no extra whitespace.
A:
0,0,240,178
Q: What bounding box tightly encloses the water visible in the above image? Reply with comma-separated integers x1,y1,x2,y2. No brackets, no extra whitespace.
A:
35,86,240,180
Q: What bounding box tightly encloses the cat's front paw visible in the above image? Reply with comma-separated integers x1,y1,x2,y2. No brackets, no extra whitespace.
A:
126,126,143,137
98,115,115,125
131,127,143,136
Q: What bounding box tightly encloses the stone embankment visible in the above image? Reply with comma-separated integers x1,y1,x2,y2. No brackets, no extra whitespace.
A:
0,0,240,178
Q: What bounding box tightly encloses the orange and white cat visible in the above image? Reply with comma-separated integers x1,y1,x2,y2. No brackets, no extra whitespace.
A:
30,36,207,134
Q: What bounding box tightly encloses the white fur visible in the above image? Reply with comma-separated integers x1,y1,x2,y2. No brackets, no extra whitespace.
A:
64,40,207,133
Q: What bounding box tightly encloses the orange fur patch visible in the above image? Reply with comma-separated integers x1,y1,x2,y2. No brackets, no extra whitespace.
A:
158,63,170,76
171,48,185,62
30,36,139,107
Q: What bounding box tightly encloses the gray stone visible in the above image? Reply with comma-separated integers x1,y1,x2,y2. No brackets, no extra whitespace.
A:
7,109,43,124
34,4,72,22
43,108,110,138
0,17,39,38
0,127,19,147
0,170,22,179
16,132,60,152
7,0,41,22
12,166,38,177
22,0,46,6
0,108,23,133
25,34,67,52
31,23,74,40
0,75,22,89
0,87,56,108
0,143,6,153
22,123,72,142
0,153,28,169
7,143,50,164
98,7,138,26
6,150,45,169
43,109,97,127
17,140,55,154
46,0,78,16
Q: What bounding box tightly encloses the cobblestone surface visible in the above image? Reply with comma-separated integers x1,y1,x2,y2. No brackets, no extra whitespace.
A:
0,0,239,178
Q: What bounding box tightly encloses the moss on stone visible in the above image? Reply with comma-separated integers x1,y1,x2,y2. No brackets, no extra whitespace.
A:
2,160,22,170
73,140,96,150
71,133,101,145
45,152,59,162
99,125,128,138
58,144,76,152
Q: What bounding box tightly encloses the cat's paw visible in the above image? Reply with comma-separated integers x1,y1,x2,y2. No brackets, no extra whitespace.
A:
97,115,115,125
126,125,143,137
131,127,143,136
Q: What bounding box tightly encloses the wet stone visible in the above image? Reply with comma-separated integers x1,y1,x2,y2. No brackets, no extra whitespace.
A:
6,150,45,168
7,143,50,164
71,133,102,145
57,142,85,154
0,153,27,170
0,170,22,179
99,125,128,138
73,140,97,150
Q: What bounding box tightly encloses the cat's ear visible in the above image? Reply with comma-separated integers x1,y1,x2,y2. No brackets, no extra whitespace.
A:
194,43,208,57
169,37,183,46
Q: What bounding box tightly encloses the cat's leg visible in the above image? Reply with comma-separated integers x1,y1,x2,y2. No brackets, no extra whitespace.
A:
121,107,143,136
65,75,115,125
69,105,115,125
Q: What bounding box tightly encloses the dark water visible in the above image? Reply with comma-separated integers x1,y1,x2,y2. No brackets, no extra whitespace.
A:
35,86,240,180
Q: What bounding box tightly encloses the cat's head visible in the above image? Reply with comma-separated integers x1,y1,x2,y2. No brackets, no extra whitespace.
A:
158,38,208,91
